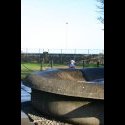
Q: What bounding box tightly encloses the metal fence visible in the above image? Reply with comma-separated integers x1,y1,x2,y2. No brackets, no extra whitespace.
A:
21,48,104,67
21,48,104,55
21,49,104,80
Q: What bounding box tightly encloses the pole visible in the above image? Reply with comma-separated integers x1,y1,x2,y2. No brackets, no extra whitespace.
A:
65,22,68,49
40,59,43,71
51,59,53,68
83,60,85,68
39,49,40,63
97,61,99,67
61,49,62,64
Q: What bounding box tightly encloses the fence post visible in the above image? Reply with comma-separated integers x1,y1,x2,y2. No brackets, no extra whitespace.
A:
61,49,63,64
51,58,53,68
97,61,99,67
83,60,85,68
40,58,44,71
26,48,28,62
40,59,42,71
88,49,89,54
39,49,41,63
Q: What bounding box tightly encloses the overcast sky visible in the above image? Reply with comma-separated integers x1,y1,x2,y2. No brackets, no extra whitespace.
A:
21,0,104,50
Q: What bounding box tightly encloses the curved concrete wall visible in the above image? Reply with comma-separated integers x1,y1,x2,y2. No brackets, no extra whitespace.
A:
31,89,104,125
24,68,104,99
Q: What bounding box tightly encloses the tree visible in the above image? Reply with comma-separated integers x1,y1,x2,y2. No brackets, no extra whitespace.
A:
97,0,104,24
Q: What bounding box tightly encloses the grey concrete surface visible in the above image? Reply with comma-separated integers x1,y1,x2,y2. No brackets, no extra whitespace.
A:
22,68,104,125
31,89,104,125
24,68,104,99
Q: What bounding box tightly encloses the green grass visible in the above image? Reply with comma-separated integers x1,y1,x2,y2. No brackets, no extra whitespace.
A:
21,63,41,70
21,62,67,80
21,62,103,80
21,70,32,80
21,63,41,80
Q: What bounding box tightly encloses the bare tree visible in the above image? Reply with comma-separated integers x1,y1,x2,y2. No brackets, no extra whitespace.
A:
97,0,104,24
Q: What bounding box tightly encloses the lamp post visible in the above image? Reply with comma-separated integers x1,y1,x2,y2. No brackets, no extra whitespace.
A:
65,22,68,50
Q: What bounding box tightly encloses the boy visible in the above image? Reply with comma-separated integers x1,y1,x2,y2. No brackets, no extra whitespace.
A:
69,60,75,68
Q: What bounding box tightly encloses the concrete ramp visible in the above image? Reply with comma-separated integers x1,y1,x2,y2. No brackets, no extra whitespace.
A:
23,67,104,125
24,68,104,100
81,67,104,81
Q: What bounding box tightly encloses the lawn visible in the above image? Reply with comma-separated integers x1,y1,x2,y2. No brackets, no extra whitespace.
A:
21,62,103,80
21,63,69,80
21,63,41,80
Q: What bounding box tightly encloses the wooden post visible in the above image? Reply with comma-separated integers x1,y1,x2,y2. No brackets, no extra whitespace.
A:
40,58,44,71
83,60,85,68
97,61,99,67
39,49,41,63
60,49,62,64
51,58,53,68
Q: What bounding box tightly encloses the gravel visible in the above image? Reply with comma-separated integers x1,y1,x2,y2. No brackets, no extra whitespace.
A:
21,102,72,125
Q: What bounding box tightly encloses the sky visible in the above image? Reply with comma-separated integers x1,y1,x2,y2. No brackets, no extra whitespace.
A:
21,0,104,50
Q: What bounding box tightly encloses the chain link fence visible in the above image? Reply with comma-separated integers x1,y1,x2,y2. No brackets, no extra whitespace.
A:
21,48,104,79
21,48,104,65
21,48,104,54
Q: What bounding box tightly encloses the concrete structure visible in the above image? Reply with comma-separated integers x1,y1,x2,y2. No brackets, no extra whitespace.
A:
24,67,104,125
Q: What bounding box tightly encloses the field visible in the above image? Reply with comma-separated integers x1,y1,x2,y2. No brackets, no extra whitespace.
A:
21,62,102,80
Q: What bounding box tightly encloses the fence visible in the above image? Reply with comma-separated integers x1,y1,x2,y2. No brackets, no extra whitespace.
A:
21,48,104,79
21,48,104,65
21,48,104,54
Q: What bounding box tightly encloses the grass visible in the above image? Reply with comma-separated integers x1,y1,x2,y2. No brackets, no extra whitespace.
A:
21,62,103,80
21,63,41,70
21,63,67,80
21,63,41,80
